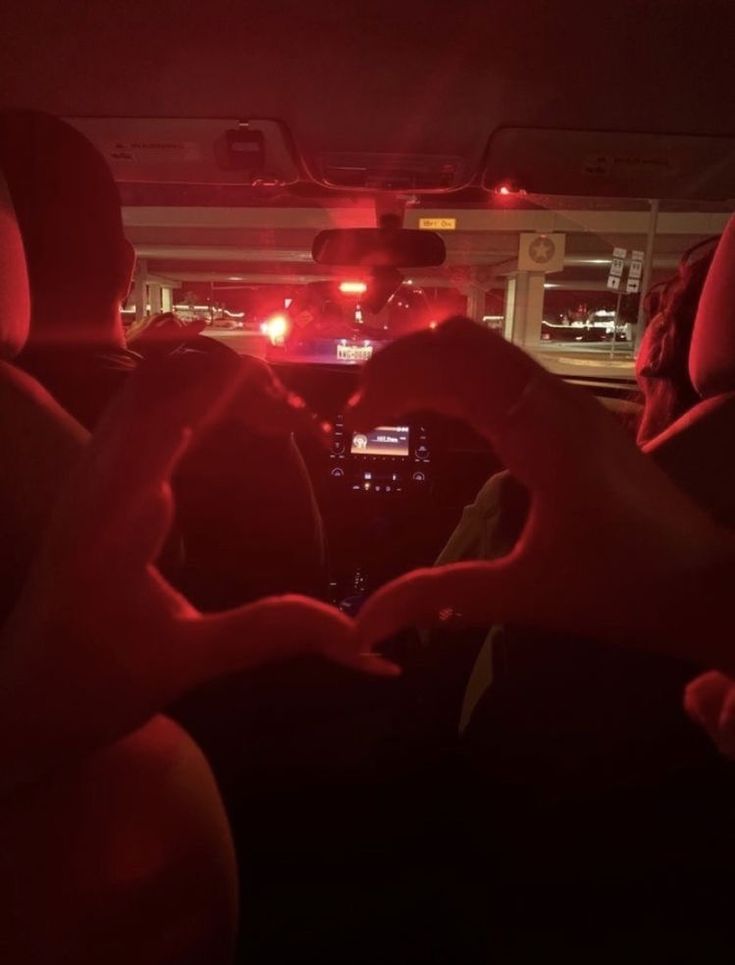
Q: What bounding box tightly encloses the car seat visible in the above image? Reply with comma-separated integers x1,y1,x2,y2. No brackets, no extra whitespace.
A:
0,168,237,964
454,216,735,960
647,212,735,524
0,168,86,620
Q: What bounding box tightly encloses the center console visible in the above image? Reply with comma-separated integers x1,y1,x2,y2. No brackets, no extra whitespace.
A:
328,415,431,495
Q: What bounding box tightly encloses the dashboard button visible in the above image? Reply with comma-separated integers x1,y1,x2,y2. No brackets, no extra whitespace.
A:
330,467,345,478
412,471,426,482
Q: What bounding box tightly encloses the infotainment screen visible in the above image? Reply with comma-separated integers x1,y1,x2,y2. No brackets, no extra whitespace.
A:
350,425,410,457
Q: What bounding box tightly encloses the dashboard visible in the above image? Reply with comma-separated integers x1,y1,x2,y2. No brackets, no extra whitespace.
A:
271,359,638,602
272,360,506,600
329,418,431,496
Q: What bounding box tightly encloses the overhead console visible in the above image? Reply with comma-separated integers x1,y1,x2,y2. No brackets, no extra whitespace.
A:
328,416,431,495
65,117,735,203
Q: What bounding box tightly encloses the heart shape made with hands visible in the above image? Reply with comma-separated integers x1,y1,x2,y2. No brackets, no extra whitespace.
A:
3,317,734,792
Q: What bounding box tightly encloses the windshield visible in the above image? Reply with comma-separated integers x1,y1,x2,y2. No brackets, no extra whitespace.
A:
157,277,468,365
120,188,734,378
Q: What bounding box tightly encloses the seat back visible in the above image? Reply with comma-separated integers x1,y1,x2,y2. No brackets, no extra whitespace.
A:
689,213,735,398
0,170,29,359
646,213,735,523
0,157,236,963
645,391,735,526
0,171,85,616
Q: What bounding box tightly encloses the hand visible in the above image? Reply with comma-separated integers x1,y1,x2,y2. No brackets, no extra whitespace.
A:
131,319,332,443
349,318,735,672
0,350,396,792
126,311,206,347
684,671,735,758
229,352,333,442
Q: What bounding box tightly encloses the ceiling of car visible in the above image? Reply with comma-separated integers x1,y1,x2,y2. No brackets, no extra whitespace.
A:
3,1,734,157
2,0,734,293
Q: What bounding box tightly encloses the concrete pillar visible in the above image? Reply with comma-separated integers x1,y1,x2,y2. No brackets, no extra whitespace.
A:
503,271,546,347
503,276,517,341
134,259,148,321
465,284,485,323
161,287,173,313
634,199,660,354
148,283,162,315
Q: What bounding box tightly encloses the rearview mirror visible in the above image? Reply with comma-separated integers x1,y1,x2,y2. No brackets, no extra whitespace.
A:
312,228,446,268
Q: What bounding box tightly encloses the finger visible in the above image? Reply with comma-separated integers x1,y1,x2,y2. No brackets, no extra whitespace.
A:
237,384,331,443
349,316,537,429
684,671,735,755
348,317,711,538
44,350,243,571
357,547,733,666
179,596,399,691
716,684,735,758
357,559,536,647
344,653,402,677
684,671,731,732
346,317,604,498
235,356,331,444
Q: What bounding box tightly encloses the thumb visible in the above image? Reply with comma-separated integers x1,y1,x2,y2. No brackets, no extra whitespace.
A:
357,559,534,648
684,670,735,757
178,596,399,692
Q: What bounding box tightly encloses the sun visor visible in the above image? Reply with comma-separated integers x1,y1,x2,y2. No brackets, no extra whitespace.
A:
66,117,302,187
0,170,29,360
483,128,735,201
689,213,735,398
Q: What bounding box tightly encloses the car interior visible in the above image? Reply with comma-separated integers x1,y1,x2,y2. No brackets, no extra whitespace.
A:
2,2,735,963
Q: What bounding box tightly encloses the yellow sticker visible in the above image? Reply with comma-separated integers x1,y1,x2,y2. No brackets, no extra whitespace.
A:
419,217,457,231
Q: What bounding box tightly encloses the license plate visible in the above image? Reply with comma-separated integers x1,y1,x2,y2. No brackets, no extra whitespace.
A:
336,344,374,362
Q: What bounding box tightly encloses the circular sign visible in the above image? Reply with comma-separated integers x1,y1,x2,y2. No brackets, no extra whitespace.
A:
528,236,556,265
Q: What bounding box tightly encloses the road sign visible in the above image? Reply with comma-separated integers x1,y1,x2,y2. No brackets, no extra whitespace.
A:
419,217,456,230
518,232,566,273
626,249,645,293
607,247,627,290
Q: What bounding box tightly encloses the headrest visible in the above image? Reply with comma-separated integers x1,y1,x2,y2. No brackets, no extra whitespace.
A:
0,110,128,348
0,170,29,359
689,213,735,398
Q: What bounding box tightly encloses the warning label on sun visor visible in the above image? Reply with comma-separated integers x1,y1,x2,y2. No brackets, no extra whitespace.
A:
105,140,202,164
583,154,676,177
